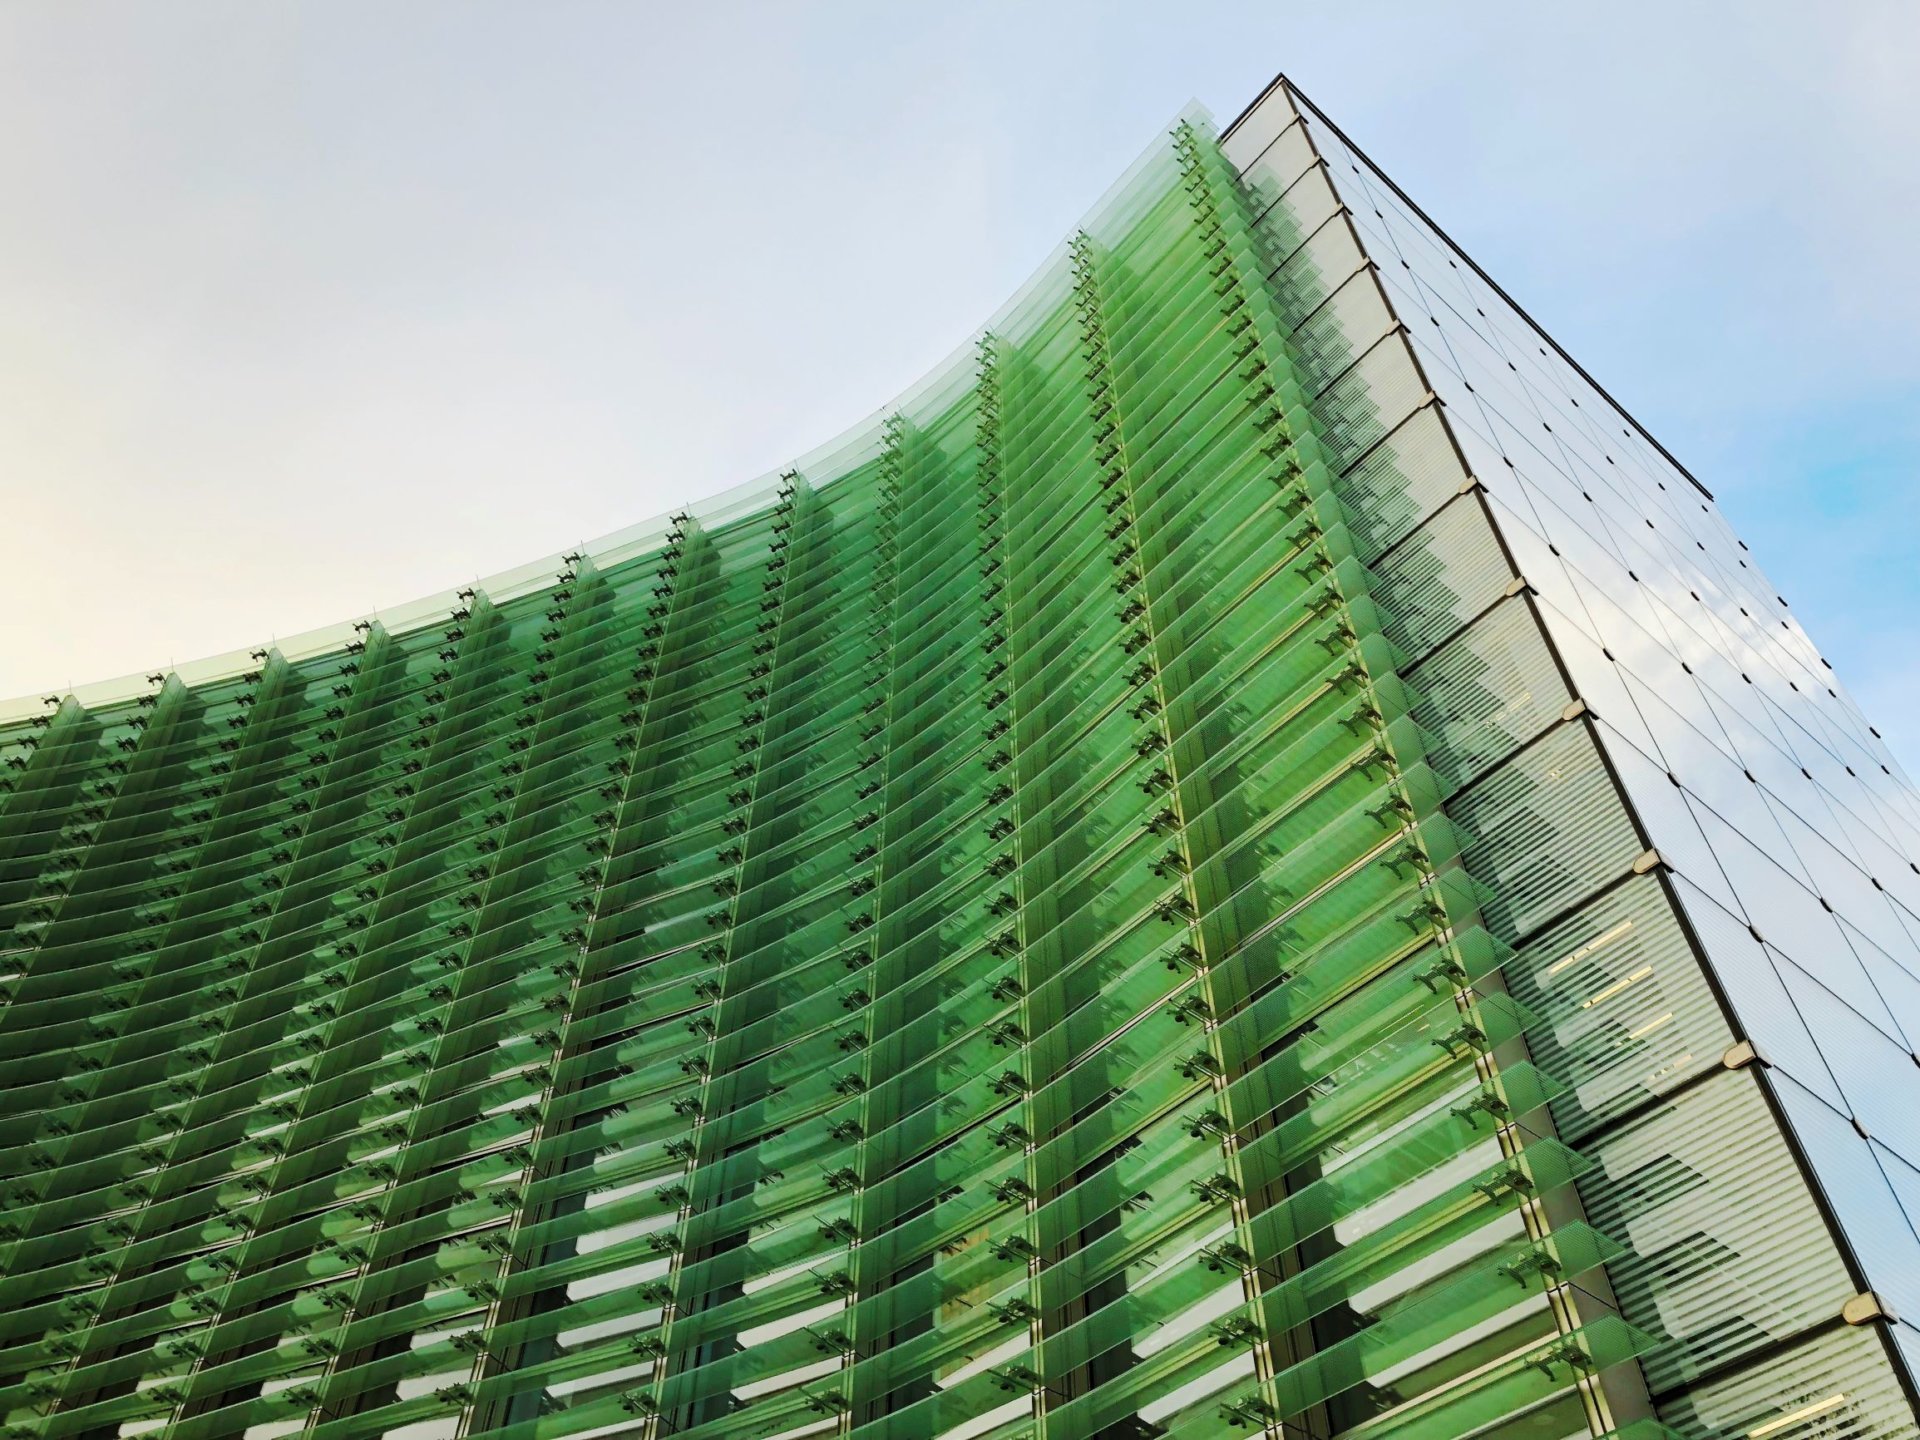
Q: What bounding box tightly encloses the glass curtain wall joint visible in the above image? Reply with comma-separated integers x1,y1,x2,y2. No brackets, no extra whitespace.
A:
2,73,1919,1440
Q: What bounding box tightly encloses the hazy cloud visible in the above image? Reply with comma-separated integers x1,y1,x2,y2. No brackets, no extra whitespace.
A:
1,1,1914,765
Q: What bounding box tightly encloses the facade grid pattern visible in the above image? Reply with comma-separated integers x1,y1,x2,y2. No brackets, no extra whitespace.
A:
0,73,1916,1440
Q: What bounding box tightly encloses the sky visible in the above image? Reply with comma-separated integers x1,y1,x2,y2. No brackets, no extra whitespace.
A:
1,2,1916,767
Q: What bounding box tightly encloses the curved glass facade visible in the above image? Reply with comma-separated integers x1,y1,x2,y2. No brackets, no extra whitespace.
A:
1,76,1915,1440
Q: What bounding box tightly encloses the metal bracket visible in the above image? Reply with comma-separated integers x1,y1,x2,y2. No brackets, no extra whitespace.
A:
1843,1290,1897,1326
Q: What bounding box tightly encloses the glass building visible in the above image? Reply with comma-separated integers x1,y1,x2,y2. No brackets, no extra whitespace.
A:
2,71,1918,1440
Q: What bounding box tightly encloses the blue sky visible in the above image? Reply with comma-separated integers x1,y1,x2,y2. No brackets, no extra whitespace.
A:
1,2,1915,769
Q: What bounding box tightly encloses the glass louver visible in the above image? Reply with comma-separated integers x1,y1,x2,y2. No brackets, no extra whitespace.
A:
0,73,1916,1440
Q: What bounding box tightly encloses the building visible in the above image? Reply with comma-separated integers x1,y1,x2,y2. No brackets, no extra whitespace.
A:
2,71,1918,1440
